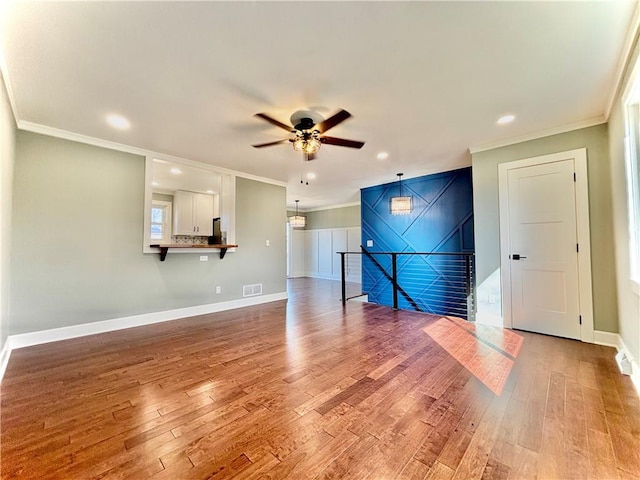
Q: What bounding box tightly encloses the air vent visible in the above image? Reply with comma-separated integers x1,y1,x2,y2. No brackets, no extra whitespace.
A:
243,283,263,297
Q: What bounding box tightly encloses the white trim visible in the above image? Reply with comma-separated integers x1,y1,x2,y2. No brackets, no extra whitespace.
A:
297,202,361,213
0,42,20,124
574,149,595,343
0,292,288,383
498,148,594,343
620,336,640,394
0,338,13,383
17,121,287,188
498,168,513,330
143,156,238,254
593,330,621,349
605,2,640,119
593,330,640,395
469,117,606,154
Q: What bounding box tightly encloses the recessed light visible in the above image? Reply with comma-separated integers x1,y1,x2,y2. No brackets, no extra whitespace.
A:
307,172,317,180
206,190,214,194
377,152,389,160
497,114,515,125
106,113,130,130
170,167,182,175
152,181,159,187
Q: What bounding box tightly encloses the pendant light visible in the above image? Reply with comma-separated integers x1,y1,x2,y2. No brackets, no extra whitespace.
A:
289,200,306,228
390,173,413,215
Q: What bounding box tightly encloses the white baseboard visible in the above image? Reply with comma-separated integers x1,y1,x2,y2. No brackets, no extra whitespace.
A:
0,292,288,383
594,330,640,395
592,330,621,349
0,338,13,384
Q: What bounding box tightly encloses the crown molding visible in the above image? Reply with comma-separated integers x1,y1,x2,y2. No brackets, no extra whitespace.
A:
299,201,361,213
17,120,288,188
19,120,153,156
468,116,606,155
0,45,20,124
605,1,640,120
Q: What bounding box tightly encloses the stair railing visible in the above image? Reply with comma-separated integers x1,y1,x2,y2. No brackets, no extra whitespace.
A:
337,247,476,321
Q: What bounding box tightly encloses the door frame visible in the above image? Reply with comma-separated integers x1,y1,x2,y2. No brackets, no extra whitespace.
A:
498,148,594,342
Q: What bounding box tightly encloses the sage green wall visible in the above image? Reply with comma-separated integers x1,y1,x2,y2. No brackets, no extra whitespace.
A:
302,205,360,230
472,124,618,333
0,71,16,350
152,193,174,203
608,32,640,363
10,131,286,336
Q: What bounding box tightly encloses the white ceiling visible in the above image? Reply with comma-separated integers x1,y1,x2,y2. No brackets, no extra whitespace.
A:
1,1,636,209
152,159,222,196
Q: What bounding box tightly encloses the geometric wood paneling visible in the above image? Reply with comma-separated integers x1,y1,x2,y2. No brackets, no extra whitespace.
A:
361,167,475,316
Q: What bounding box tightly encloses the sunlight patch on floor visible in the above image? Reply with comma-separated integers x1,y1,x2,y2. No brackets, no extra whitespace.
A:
423,316,524,395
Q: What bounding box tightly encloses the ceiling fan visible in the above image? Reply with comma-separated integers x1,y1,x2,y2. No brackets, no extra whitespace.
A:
252,109,365,160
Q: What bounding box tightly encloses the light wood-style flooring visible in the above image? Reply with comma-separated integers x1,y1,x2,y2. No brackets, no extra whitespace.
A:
1,278,639,479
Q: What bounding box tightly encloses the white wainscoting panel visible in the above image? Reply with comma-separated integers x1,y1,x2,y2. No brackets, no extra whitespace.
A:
298,227,361,282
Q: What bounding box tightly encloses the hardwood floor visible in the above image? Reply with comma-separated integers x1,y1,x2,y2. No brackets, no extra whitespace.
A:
1,277,639,479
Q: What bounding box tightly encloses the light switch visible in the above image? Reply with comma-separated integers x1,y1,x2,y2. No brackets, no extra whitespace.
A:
200,255,208,262
366,240,374,247
215,286,221,294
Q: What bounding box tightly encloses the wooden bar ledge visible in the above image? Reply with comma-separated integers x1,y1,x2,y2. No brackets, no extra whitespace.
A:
150,244,238,261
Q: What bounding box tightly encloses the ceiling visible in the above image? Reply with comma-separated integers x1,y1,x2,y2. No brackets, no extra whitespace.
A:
152,159,222,196
1,1,636,209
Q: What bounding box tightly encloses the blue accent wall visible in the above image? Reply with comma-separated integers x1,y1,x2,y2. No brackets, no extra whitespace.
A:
361,167,474,316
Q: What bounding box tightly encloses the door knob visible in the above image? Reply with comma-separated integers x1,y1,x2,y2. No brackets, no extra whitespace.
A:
511,254,527,260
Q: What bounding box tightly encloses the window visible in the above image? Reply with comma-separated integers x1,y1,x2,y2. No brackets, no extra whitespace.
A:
624,70,640,285
150,200,172,243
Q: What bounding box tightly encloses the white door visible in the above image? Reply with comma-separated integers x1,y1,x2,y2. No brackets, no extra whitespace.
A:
506,159,581,339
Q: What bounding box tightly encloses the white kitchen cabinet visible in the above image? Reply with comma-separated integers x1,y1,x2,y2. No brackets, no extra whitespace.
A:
173,191,214,236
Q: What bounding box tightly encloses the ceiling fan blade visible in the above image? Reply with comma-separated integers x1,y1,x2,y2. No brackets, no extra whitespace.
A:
316,109,351,133
254,113,292,132
252,139,289,148
320,136,365,149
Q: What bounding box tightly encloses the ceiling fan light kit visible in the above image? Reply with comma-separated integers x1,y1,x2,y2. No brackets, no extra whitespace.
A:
292,129,321,155
252,108,365,160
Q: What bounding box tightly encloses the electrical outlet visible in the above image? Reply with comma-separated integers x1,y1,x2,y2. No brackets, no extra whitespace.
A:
200,255,208,262
265,240,270,247
215,286,221,294
366,240,374,247
488,294,496,304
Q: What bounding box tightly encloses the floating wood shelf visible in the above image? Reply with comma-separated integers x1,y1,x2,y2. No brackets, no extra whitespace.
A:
150,244,238,261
